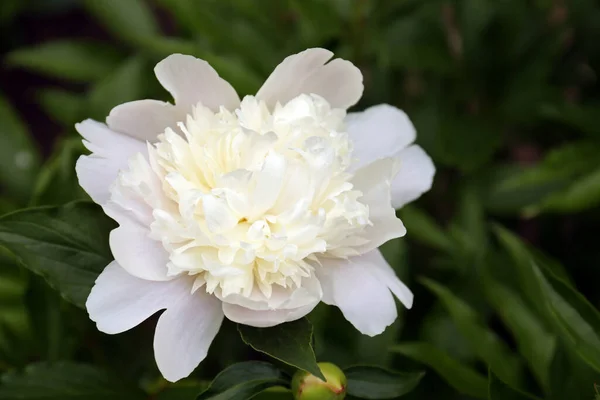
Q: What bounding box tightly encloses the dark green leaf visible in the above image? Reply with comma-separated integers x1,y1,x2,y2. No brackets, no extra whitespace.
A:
87,56,146,119
37,89,84,126
250,387,292,400
495,226,600,374
0,202,116,308
30,138,87,206
420,278,523,387
24,276,67,362
238,318,325,380
0,93,41,203
484,141,600,215
391,342,488,399
83,0,158,45
156,382,209,400
344,366,424,399
0,362,144,399
399,206,453,252
488,370,541,400
549,342,600,400
0,247,30,366
196,361,288,400
531,166,600,214
483,277,555,390
5,40,122,83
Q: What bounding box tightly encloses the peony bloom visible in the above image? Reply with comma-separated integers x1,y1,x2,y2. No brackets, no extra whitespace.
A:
77,48,435,382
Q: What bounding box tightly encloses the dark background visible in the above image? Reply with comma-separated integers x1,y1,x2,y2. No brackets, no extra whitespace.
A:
1,0,600,399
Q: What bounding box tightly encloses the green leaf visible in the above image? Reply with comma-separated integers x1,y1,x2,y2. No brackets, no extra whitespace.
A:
250,387,292,400
196,361,288,400
420,278,523,387
156,382,209,400
87,56,146,120
495,226,600,374
0,362,144,399
488,370,542,400
0,248,31,366
391,342,488,399
530,166,600,214
30,138,87,206
344,366,424,399
0,93,41,203
238,318,325,380
24,277,67,362
83,0,158,45
484,141,600,215
399,206,453,252
0,202,116,308
37,89,84,126
5,40,122,83
549,342,600,400
482,277,555,390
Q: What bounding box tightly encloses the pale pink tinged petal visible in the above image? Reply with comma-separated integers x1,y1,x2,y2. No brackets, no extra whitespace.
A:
75,119,146,205
391,145,435,209
346,104,416,172
153,290,224,382
154,54,240,112
352,158,406,253
86,261,188,334
109,222,171,281
359,250,413,309
107,100,187,142
317,257,397,336
222,302,317,328
256,48,363,109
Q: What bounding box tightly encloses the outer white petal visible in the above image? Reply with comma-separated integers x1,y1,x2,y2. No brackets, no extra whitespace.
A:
75,120,146,205
222,302,317,328
391,145,435,209
86,261,189,334
107,100,186,142
153,289,224,382
317,256,397,336
109,221,171,281
346,104,416,172
256,48,363,110
352,158,406,254
361,250,413,309
154,54,240,112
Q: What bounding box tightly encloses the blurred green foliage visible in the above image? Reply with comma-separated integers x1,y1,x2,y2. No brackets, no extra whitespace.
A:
1,0,600,399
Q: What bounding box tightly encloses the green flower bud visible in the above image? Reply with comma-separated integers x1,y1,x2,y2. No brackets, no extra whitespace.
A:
292,362,347,400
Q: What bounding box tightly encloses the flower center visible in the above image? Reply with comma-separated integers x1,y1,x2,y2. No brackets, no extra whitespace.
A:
112,94,371,299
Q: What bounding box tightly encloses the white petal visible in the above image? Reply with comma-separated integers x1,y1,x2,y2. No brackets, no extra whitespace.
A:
218,274,322,311
154,290,223,382
317,256,397,336
203,195,239,233
109,221,171,281
86,261,189,334
361,250,413,309
222,302,316,328
256,48,363,110
154,54,240,112
107,100,186,142
75,120,146,205
346,104,416,172
391,145,435,209
352,158,406,253
250,152,286,219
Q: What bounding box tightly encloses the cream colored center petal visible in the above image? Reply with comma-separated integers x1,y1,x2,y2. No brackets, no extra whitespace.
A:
112,94,371,300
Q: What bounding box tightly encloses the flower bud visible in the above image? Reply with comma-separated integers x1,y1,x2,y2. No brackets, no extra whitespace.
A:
292,362,347,400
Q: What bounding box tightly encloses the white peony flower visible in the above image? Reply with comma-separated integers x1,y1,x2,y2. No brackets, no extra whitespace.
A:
77,48,435,382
